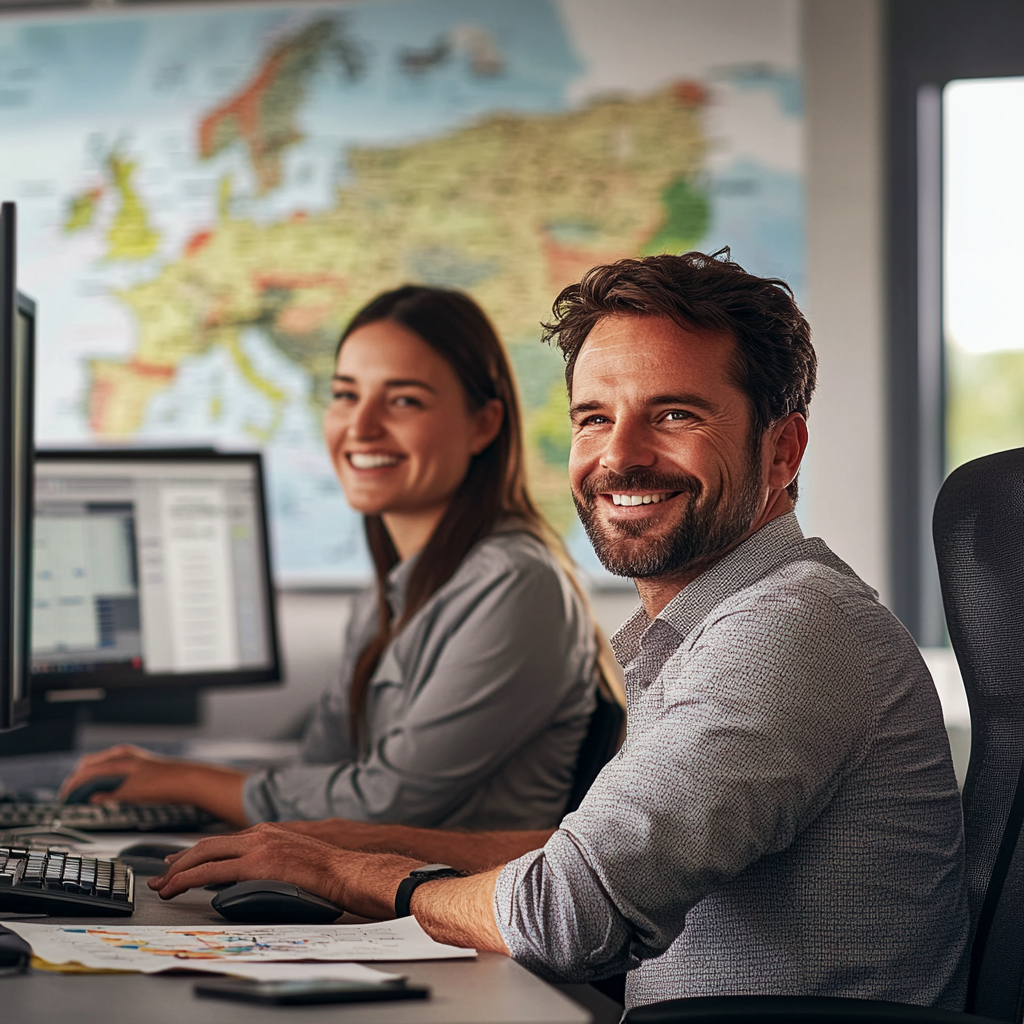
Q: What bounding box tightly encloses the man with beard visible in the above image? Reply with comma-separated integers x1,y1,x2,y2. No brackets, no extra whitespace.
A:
150,252,969,1013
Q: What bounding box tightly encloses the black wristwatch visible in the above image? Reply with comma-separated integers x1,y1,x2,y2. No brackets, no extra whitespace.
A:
394,863,465,918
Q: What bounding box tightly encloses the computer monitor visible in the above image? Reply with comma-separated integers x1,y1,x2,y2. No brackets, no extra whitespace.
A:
31,450,281,696
0,202,35,732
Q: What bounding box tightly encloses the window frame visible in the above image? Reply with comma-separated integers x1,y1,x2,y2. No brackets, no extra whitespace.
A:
887,0,1024,644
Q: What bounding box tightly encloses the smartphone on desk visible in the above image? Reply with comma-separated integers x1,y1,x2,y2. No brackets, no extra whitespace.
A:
194,978,431,1006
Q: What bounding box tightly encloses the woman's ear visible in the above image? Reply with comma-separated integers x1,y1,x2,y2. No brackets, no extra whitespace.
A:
469,399,505,455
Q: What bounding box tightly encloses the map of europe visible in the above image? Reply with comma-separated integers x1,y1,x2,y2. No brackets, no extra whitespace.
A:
0,0,803,582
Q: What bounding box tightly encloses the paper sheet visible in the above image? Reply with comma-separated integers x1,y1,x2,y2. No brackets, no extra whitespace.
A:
28,955,402,983
7,916,476,973
187,962,403,983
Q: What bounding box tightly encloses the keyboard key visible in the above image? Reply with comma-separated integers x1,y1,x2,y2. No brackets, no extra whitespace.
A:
45,854,66,889
22,856,45,887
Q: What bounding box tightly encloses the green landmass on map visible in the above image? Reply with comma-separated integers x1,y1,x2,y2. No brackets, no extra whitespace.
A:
78,18,709,531
642,177,711,256
63,186,101,233
105,152,161,260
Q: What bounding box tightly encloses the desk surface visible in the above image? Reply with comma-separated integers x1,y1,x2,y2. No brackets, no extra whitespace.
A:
2,859,593,1024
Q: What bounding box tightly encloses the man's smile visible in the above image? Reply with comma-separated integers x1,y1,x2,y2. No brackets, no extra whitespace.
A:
605,491,681,507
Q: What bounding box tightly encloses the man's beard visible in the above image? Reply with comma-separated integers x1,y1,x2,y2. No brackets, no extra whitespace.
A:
572,457,765,580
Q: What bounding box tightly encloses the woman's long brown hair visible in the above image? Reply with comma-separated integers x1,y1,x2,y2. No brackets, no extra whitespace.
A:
340,285,569,744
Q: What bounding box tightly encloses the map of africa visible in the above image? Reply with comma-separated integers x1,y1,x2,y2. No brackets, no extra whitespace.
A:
0,0,803,582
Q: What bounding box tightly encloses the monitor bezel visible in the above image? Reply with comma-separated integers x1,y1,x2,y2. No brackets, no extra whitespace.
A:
31,447,282,694
0,202,34,731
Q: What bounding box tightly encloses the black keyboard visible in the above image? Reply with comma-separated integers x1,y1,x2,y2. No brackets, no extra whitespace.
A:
0,801,217,832
0,846,134,915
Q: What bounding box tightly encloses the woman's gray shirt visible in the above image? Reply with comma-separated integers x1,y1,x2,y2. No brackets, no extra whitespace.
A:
242,529,598,830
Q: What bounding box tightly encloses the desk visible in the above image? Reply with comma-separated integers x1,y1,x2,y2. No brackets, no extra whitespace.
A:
2,861,595,1024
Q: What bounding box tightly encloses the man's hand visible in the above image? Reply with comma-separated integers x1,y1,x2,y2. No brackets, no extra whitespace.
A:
149,824,366,907
149,823,511,953
151,823,427,922
59,744,249,827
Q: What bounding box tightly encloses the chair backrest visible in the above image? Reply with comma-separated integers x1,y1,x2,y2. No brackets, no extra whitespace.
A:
933,447,1024,1017
564,686,625,814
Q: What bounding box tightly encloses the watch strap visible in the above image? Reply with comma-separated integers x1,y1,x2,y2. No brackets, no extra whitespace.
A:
394,864,465,918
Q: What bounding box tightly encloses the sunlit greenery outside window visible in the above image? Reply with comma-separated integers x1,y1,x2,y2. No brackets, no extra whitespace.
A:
944,78,1024,471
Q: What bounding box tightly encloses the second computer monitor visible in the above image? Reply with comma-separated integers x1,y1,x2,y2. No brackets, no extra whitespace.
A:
32,450,280,693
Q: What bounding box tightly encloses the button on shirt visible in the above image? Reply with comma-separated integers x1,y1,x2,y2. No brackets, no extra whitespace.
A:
494,513,969,1011
243,528,597,830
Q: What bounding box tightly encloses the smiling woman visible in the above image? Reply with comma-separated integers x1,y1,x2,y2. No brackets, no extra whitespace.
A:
61,286,605,835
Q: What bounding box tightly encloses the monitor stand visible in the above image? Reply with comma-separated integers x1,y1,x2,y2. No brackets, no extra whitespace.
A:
84,687,199,726
0,701,76,757
0,688,199,757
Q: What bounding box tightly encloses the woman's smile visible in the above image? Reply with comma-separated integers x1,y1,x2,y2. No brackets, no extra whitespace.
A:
346,451,406,470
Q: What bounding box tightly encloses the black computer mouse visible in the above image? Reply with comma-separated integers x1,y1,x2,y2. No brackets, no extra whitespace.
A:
117,842,189,875
211,880,343,924
64,775,127,805
0,926,30,971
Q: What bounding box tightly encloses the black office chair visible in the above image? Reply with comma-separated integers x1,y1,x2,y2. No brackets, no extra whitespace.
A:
934,448,1024,1021
626,448,1024,1024
564,682,625,815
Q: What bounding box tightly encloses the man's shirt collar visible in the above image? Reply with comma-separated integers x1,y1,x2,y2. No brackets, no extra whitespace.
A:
610,511,806,667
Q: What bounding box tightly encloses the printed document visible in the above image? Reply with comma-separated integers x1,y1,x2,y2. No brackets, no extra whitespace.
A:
7,916,476,973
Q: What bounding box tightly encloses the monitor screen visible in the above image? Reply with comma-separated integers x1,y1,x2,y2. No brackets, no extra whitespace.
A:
31,451,280,692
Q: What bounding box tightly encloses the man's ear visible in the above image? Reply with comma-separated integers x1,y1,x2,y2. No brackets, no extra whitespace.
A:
469,399,505,455
766,412,808,491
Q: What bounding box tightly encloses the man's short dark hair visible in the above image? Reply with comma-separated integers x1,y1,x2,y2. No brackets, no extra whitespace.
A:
541,249,816,499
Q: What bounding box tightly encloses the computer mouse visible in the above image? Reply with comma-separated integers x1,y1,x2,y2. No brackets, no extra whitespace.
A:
211,879,343,924
0,925,30,970
117,842,189,875
63,775,127,805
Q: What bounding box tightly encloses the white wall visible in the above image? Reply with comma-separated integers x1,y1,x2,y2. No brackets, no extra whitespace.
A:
802,0,888,602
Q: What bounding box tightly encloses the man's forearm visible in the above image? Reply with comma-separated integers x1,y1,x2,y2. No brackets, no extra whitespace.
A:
330,852,509,954
412,869,509,953
283,819,554,872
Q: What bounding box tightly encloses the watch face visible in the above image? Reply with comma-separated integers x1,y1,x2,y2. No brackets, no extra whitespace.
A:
411,863,456,878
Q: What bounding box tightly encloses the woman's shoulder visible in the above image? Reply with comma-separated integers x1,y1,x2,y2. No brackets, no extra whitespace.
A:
449,523,575,597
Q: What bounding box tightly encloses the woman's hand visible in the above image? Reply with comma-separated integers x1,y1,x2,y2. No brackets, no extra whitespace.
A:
149,823,420,920
59,744,250,826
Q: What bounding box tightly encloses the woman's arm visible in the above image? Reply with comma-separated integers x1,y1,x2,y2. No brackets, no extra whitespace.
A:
58,592,377,827
281,818,555,872
58,745,250,827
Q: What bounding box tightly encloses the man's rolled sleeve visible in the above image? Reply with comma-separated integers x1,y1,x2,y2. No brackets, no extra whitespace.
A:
494,834,642,983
